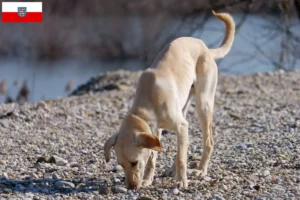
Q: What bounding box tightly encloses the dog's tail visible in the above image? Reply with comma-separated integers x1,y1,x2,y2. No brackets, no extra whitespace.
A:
209,11,235,59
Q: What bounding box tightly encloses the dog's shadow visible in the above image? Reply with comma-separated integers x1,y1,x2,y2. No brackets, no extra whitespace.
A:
0,178,108,195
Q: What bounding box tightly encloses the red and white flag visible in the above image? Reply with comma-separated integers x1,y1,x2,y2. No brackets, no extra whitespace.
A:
2,2,42,23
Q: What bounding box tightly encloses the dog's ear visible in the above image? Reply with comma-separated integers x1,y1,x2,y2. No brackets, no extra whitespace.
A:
104,134,118,163
136,133,163,152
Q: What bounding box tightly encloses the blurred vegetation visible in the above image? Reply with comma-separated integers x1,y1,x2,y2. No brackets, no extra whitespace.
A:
0,0,299,64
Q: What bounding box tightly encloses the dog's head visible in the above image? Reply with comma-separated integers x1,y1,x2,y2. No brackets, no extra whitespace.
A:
104,114,162,190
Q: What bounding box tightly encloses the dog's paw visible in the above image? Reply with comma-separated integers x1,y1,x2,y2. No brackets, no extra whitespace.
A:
142,180,153,187
197,169,208,178
175,179,188,188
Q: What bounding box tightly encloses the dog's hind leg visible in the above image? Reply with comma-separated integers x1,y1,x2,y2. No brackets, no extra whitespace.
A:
195,54,217,177
142,128,162,187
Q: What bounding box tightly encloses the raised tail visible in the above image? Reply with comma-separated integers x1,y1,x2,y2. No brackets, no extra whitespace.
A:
209,11,235,59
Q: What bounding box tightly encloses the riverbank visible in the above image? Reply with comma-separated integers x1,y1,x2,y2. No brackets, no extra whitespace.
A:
0,69,299,199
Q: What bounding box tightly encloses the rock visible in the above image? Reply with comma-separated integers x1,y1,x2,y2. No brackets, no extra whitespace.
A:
14,184,26,191
0,121,9,128
113,164,123,172
204,176,212,182
220,184,228,191
31,173,39,179
235,144,247,150
262,170,270,177
3,188,12,194
113,177,121,183
189,161,198,169
52,173,60,180
37,101,49,110
137,196,157,200
36,156,49,164
50,155,68,166
114,186,127,193
3,172,9,179
228,159,236,165
213,193,225,200
170,188,179,195
54,181,75,189
99,186,112,195
0,160,6,165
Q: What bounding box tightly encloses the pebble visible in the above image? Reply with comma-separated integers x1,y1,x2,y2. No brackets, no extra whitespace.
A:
99,186,112,195
262,170,270,177
37,101,49,110
52,173,60,180
3,172,9,179
137,196,157,200
189,161,198,169
2,188,12,194
214,193,225,200
114,164,123,172
54,181,75,189
204,176,212,182
114,186,127,193
0,121,9,128
170,188,179,195
220,184,228,191
31,173,39,179
0,160,6,165
14,184,26,191
51,155,68,166
236,144,247,150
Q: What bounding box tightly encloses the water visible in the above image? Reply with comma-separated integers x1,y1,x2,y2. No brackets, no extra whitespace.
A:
0,14,299,103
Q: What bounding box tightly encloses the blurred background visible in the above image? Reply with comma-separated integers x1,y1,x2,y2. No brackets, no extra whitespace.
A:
0,0,299,103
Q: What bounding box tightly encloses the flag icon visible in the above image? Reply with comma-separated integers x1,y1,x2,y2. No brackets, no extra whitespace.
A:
2,2,42,22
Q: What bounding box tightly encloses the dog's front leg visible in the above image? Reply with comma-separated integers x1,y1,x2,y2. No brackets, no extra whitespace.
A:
142,129,162,187
175,120,189,188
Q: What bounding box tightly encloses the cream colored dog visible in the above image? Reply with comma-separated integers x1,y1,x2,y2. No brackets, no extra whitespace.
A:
104,11,235,190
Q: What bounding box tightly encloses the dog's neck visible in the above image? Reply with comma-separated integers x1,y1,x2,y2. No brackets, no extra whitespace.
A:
129,107,157,134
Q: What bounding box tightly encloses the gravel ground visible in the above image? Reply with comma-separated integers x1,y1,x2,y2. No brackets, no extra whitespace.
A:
0,69,300,200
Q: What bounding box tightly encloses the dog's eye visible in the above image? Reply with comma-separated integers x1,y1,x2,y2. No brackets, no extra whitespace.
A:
130,161,138,167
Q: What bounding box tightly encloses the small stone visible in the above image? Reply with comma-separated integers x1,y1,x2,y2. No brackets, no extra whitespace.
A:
3,172,9,179
113,164,123,172
36,156,49,164
52,173,60,180
113,177,121,183
189,161,198,169
3,188,12,194
236,144,247,150
0,121,9,128
0,160,6,165
69,162,81,168
54,181,75,189
114,186,127,193
227,159,236,165
170,188,179,195
137,196,157,200
220,184,228,191
37,101,49,110
204,176,212,182
32,173,39,179
99,186,112,195
262,170,270,177
40,188,49,193
14,184,25,191
214,193,225,200
50,155,68,166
